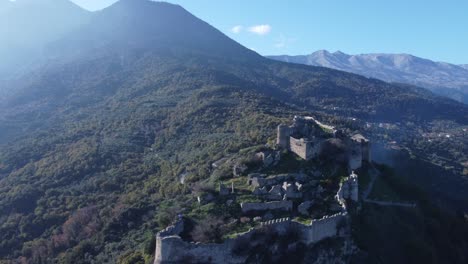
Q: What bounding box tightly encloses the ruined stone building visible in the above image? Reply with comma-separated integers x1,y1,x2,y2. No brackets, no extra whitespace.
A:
277,116,371,170
277,116,330,160
348,134,371,170
337,171,359,206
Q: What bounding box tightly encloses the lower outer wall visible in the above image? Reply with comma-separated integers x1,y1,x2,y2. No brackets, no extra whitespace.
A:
154,214,346,264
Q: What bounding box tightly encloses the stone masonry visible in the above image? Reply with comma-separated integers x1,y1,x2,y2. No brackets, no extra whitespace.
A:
277,116,371,170
154,213,347,264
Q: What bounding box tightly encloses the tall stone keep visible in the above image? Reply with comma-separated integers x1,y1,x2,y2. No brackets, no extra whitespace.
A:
277,124,291,148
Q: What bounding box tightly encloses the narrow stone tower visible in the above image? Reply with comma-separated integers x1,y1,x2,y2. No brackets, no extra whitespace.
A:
277,124,291,149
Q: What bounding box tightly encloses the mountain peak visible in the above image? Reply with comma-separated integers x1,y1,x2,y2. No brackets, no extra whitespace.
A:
333,50,347,55
55,0,261,61
314,49,331,55
106,0,182,11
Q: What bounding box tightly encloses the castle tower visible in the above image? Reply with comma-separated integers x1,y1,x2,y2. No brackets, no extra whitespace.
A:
277,124,291,149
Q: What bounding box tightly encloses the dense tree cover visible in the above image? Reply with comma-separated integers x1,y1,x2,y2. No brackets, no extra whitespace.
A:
0,81,298,262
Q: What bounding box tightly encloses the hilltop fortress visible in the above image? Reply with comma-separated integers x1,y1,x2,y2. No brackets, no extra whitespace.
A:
153,172,357,264
153,116,367,263
277,116,371,170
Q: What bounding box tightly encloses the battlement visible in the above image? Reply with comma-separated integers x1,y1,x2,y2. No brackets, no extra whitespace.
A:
260,217,291,226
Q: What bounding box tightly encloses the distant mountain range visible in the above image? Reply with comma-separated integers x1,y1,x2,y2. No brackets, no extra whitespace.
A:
269,51,468,104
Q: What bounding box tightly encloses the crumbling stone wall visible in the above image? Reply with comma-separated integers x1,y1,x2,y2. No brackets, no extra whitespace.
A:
240,200,293,214
302,213,347,243
289,137,315,160
336,172,359,210
154,235,246,264
247,173,305,188
154,215,346,264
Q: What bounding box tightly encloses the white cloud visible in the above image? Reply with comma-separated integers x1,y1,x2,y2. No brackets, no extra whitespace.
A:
248,24,271,35
231,25,243,34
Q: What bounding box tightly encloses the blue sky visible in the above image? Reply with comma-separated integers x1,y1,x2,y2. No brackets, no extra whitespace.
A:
71,0,468,64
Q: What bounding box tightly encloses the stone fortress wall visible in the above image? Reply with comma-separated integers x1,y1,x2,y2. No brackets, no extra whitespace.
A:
337,172,359,203
154,116,365,263
154,234,245,264
336,171,359,211
154,171,358,264
154,213,347,264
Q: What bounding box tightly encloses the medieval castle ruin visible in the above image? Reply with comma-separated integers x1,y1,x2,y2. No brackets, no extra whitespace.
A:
153,116,367,263
154,170,360,263
277,116,371,170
